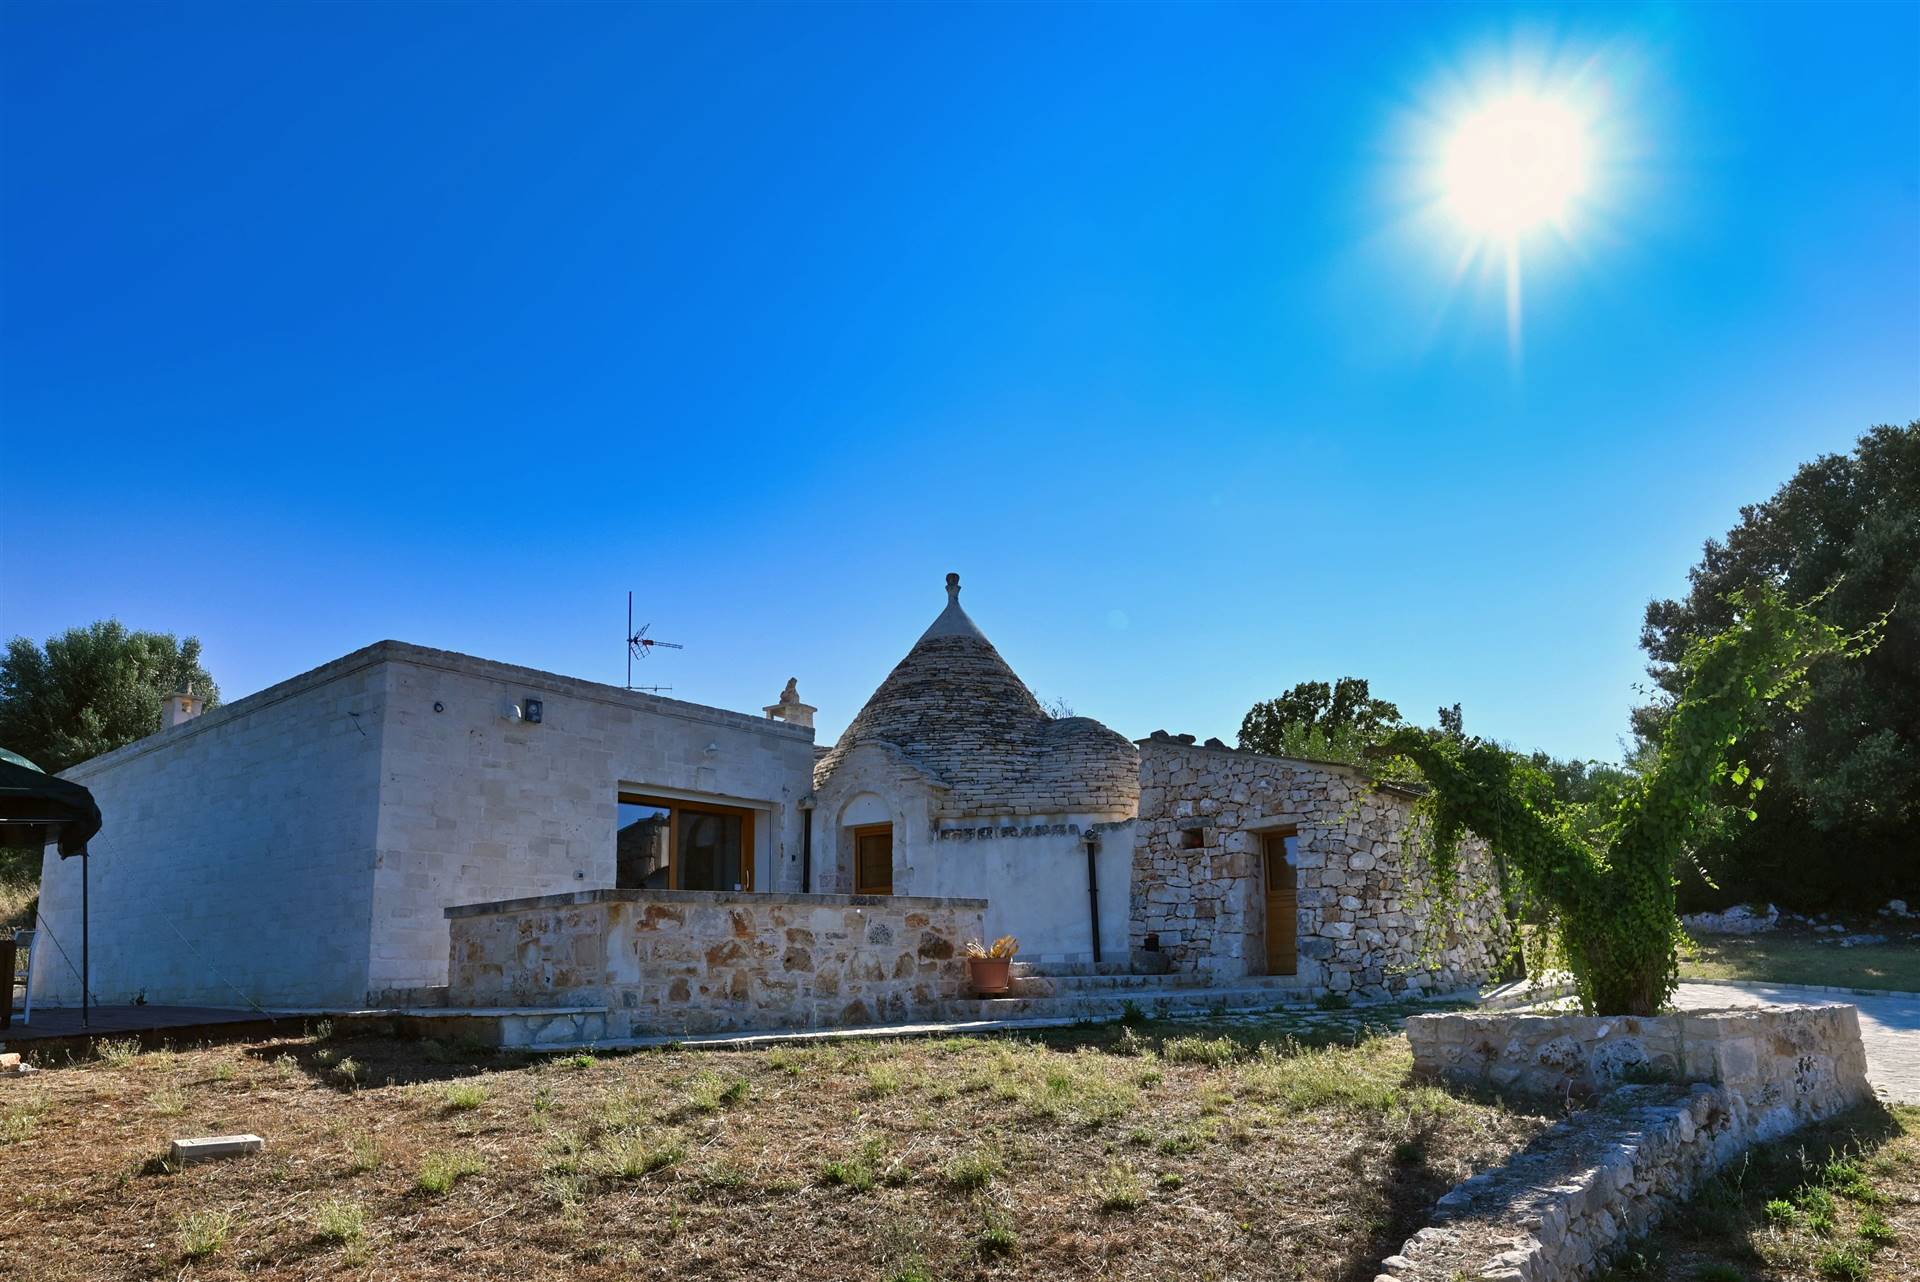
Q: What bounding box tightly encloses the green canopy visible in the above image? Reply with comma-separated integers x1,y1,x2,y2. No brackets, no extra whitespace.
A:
0,746,101,857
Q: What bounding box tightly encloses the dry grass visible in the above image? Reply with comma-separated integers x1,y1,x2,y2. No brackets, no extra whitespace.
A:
3,1019,1561,1281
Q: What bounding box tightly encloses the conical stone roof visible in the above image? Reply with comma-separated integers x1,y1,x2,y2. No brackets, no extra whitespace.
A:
815,574,1138,821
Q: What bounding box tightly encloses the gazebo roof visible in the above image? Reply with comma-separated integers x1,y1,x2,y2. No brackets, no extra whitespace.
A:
0,747,101,857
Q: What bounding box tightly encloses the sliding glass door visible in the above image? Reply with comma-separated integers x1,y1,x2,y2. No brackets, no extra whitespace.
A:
616,795,755,892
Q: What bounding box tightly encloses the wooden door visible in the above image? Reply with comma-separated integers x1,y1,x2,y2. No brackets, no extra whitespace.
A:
853,824,893,895
1263,830,1298,976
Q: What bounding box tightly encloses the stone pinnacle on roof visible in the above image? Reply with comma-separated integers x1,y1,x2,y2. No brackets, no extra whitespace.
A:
918,571,987,642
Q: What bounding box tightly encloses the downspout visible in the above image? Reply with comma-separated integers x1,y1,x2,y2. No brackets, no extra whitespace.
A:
800,798,815,894
1084,829,1103,967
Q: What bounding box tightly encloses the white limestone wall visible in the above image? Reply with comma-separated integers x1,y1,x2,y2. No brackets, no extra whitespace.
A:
809,741,1129,964
366,647,816,995
910,823,1133,965
33,650,388,1008
809,741,943,896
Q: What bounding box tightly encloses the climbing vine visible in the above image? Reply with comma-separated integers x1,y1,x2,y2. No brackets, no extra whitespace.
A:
1377,584,1872,1016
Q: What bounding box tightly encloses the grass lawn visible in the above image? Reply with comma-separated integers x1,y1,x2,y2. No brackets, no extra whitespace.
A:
1598,1103,1920,1281
1680,927,1920,993
2,1016,1559,1281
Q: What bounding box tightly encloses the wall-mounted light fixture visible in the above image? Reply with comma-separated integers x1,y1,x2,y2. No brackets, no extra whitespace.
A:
523,698,543,724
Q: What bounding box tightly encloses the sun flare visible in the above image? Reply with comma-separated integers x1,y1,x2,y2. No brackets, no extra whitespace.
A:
1392,43,1636,366
1440,93,1593,238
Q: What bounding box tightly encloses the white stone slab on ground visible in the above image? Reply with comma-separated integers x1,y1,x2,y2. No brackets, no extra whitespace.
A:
169,1134,265,1164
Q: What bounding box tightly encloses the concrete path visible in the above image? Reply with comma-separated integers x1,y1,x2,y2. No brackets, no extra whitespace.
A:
1670,980,1920,1106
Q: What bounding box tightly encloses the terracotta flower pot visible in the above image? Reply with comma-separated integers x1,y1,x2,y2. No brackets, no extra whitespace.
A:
967,956,1012,997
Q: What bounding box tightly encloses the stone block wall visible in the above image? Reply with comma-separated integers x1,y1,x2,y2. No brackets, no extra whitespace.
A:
1130,739,1499,993
36,650,388,1008
1386,1005,1874,1281
34,640,819,1010
446,888,987,1036
1406,1004,1871,1135
369,645,816,993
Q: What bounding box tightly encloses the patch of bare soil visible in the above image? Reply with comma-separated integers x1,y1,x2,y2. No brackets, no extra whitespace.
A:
3,1021,1560,1281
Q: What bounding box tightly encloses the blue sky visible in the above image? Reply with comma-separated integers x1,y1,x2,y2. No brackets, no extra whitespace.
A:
2,2,1915,764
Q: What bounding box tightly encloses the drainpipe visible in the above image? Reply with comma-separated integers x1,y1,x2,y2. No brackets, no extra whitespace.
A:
800,801,814,894
1084,829,1103,967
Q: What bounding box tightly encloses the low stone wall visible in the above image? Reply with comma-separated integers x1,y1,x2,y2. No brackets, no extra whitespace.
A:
446,889,987,1037
1406,1004,1870,1134
1383,1005,1873,1281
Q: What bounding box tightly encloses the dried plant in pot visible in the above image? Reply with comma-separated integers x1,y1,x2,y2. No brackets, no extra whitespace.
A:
963,936,1019,996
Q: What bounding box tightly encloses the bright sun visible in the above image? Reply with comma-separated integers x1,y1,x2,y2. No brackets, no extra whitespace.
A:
1440,92,1593,238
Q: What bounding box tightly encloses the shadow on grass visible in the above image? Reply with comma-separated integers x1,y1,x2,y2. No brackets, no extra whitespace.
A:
1017,1006,1457,1059
241,1029,538,1090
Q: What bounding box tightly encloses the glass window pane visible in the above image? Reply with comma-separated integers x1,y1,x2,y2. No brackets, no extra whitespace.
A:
617,802,671,889
679,810,743,891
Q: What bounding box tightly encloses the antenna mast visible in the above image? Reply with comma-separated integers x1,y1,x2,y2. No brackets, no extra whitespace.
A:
625,590,684,693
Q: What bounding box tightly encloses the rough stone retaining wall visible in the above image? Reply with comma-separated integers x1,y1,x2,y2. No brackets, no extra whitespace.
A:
446,888,986,1037
1381,1005,1873,1281
1131,737,1499,991
1406,1003,1871,1128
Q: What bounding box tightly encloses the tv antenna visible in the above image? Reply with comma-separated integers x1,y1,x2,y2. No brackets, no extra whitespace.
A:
626,590,684,692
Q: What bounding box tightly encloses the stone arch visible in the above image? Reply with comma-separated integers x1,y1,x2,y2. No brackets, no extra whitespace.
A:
838,791,893,829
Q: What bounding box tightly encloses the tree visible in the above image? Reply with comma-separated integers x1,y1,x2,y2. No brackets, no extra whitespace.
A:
1636,423,1918,909
1525,752,1636,808
0,622,220,774
1238,677,1403,764
1380,585,1861,1015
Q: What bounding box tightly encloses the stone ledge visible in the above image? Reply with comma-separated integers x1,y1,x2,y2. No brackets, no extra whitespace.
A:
1407,1003,1871,1120
445,888,990,919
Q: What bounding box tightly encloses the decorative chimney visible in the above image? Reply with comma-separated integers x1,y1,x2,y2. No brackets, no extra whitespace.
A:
764,678,816,730
163,685,206,728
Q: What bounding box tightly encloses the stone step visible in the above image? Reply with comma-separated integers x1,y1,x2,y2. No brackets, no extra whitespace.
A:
1009,961,1134,978
373,1006,610,1049
1009,972,1252,997
940,983,1326,1024
364,984,451,1008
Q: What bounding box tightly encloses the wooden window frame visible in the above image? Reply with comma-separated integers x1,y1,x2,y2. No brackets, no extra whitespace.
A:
618,794,757,892
851,822,894,896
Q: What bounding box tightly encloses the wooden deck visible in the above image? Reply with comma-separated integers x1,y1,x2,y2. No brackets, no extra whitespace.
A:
0,1004,299,1050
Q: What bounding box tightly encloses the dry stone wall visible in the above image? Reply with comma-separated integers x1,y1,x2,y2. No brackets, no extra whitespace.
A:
446,888,985,1036
1406,1003,1872,1131
1130,738,1499,993
1384,1005,1873,1281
